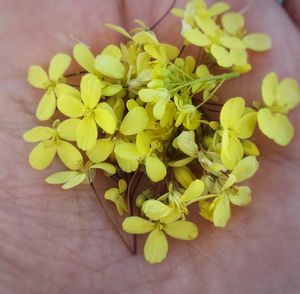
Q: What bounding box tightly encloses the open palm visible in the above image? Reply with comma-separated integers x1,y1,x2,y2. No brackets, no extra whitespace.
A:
1,0,300,293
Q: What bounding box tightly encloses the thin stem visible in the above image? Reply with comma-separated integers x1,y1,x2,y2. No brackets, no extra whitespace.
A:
149,0,177,30
179,45,186,57
90,183,133,254
196,79,225,109
170,72,239,94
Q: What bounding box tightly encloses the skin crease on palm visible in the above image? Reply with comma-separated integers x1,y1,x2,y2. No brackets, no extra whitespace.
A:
0,0,300,293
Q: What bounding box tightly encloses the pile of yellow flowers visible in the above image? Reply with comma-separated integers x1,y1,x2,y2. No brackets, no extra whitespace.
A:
23,0,300,264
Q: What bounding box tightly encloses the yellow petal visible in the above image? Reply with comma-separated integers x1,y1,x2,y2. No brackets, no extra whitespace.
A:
221,12,244,35
219,36,246,50
95,54,125,79
212,194,231,227
46,170,86,189
144,229,168,264
220,97,245,129
57,140,83,169
80,73,102,109
62,172,86,189
221,136,244,170
168,157,195,167
230,49,247,66
118,179,127,194
138,89,161,103
36,90,56,121
23,126,54,142
272,113,294,145
55,83,82,100
104,187,119,202
243,33,272,52
29,142,56,170
86,138,115,163
76,117,98,150
73,43,95,73
92,162,116,174
132,31,159,45
46,171,79,184
276,78,300,111
142,200,172,221
199,200,214,222
235,111,257,139
208,2,230,17
57,118,80,141
183,28,211,47
175,131,198,157
145,155,167,182
48,53,71,81
164,220,198,240
262,72,278,107
153,97,169,120
102,44,122,59
181,179,204,204
116,155,139,173
102,84,122,96
94,103,117,134
161,43,180,60
57,94,84,118
211,44,232,68
195,16,218,36
119,107,149,135
258,109,294,145
136,131,151,155
229,186,252,206
27,65,49,89
122,216,154,234
242,140,260,156
105,23,133,39
114,143,140,160
232,156,259,183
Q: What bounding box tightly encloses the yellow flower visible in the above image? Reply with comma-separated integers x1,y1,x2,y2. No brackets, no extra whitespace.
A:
57,73,117,150
46,161,116,189
138,87,170,120
257,72,300,145
220,97,257,170
177,3,271,72
23,120,83,171
104,179,128,215
172,0,230,24
28,53,71,120
200,156,258,227
122,214,198,264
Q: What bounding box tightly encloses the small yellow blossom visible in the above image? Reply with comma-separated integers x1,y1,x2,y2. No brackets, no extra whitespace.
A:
28,53,71,120
104,179,128,215
219,97,257,170
46,160,116,189
57,73,117,150
257,72,300,145
122,214,198,264
23,120,83,171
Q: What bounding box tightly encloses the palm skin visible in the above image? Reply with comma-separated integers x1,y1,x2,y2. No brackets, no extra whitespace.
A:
0,0,299,293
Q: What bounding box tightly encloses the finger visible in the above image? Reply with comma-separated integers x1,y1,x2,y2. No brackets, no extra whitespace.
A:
283,0,300,27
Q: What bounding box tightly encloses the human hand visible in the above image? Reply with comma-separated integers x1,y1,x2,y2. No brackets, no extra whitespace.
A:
1,0,300,293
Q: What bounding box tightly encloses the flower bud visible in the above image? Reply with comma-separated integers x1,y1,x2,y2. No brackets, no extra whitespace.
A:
173,166,196,189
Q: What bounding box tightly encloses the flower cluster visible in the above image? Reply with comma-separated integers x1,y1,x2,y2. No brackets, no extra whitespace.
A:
23,0,300,264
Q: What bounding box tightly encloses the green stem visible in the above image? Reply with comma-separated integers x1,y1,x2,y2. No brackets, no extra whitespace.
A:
170,72,239,94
